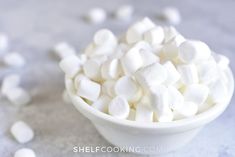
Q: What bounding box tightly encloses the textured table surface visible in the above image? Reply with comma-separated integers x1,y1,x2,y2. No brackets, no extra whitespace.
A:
0,0,235,156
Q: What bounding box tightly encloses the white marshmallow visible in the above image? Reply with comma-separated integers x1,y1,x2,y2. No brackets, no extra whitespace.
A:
135,63,167,89
209,79,228,103
177,64,199,84
179,40,211,63
154,108,173,122
101,59,122,80
161,7,181,25
108,96,130,119
114,76,141,102
126,17,155,44
140,50,160,67
78,54,87,65
94,29,117,46
14,148,36,157
170,34,186,46
163,26,179,43
135,103,153,122
115,5,134,21
214,54,230,70
184,84,209,106
163,61,180,85
1,74,21,95
62,90,71,104
83,59,103,81
161,42,179,60
144,26,165,45
127,108,136,121
6,87,31,106
59,55,82,78
53,42,76,59
0,33,8,51
121,45,143,74
92,95,111,113
168,86,184,110
174,101,198,119
86,8,106,24
3,52,25,67
101,80,116,97
74,74,87,90
76,77,101,101
11,121,34,144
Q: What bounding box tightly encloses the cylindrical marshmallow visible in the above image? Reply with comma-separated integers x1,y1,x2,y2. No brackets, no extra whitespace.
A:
174,101,198,119
101,59,122,80
1,74,21,95
168,86,184,110
3,52,25,67
53,42,76,59
101,80,116,97
92,95,111,113
108,96,130,119
93,29,117,46
135,103,153,122
83,59,103,81
144,26,165,45
177,64,199,84
115,5,134,21
86,8,106,24
161,7,181,25
14,148,36,157
163,61,180,85
6,87,31,106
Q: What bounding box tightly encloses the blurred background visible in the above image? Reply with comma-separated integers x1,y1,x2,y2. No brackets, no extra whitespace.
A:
0,0,235,156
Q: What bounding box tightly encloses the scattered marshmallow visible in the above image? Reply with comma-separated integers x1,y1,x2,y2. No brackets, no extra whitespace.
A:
11,121,34,144
108,96,130,119
1,74,21,95
177,64,199,84
59,55,82,78
86,8,107,24
53,42,76,59
6,87,31,106
135,103,153,122
14,148,36,157
115,5,134,21
3,52,25,67
161,7,181,25
0,33,8,51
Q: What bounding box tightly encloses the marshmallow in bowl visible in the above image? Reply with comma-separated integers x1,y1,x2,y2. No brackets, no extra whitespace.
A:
60,17,231,123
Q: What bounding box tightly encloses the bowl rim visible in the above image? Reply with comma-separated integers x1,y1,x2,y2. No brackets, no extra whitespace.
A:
66,68,234,129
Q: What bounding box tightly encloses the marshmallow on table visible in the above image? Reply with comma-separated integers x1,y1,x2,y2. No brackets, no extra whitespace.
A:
0,33,8,51
101,59,122,80
144,26,165,45
76,77,101,102
168,86,184,110
174,101,198,119
53,42,76,59
184,84,209,106
6,87,31,106
115,5,134,21
179,40,211,63
114,76,141,102
108,96,130,119
163,61,180,85
86,8,107,24
135,63,167,89
14,148,36,157
177,64,199,84
135,103,153,122
209,78,228,103
126,17,155,44
1,74,21,95
92,95,111,113
3,52,25,67
93,29,117,47
59,55,82,78
11,121,34,144
161,7,181,25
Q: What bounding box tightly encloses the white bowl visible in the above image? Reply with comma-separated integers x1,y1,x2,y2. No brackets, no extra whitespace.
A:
65,68,234,155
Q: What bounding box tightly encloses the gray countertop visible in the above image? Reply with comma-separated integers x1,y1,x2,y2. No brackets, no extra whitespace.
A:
0,0,235,156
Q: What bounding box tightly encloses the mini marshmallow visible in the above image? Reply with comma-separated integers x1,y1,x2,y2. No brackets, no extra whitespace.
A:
83,58,103,81
179,40,211,63
1,74,21,95
126,17,155,44
127,108,136,121
154,108,174,122
184,84,209,106
53,42,76,59
163,26,179,43
101,59,122,80
135,63,167,89
209,78,228,103
3,52,25,67
101,80,116,97
14,148,36,157
168,86,184,110
177,64,199,84
93,29,117,46
62,90,71,104
6,87,31,106
135,103,153,122
108,96,130,119
160,42,179,60
115,5,134,21
74,73,87,90
140,50,160,67
170,34,186,46
92,95,111,113
0,33,8,51
163,61,180,85
11,121,34,144
76,77,101,101
59,55,82,78
174,101,198,119
215,54,230,70
144,26,165,45
114,76,140,102
161,7,181,25
121,45,143,74
86,8,106,24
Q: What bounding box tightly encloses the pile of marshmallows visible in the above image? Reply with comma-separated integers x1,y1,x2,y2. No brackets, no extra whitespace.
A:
60,17,230,122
